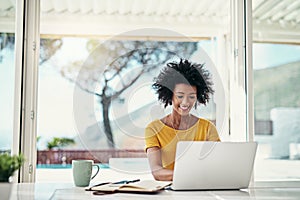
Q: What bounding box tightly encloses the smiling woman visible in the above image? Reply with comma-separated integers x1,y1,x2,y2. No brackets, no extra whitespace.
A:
145,59,220,181
171,83,197,118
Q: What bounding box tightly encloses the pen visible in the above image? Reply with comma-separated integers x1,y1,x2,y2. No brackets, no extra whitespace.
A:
109,179,140,187
112,179,140,184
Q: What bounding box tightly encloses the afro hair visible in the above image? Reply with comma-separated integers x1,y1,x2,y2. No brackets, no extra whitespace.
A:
152,59,214,108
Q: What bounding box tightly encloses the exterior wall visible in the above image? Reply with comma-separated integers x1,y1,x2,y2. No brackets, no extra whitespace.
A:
271,108,300,159
37,149,146,164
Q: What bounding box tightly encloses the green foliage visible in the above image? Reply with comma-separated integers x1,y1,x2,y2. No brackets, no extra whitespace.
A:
0,153,25,182
46,137,75,150
40,38,63,65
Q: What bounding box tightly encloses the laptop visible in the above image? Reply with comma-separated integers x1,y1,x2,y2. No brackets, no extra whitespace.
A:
171,141,258,190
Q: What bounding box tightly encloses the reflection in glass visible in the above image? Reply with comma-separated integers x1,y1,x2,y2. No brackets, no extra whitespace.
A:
0,0,16,152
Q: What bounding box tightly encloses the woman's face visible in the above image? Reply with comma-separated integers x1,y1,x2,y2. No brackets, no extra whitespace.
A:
172,83,197,116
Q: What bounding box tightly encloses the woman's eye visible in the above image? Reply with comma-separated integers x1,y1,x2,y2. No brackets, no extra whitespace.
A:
177,96,183,99
189,96,196,99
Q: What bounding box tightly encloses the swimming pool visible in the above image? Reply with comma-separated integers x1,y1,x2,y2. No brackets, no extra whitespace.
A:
36,163,109,169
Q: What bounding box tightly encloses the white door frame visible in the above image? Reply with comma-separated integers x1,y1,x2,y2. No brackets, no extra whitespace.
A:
12,0,253,182
13,0,40,182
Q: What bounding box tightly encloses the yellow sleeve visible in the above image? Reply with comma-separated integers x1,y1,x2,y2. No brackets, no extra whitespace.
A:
207,121,221,141
144,123,161,152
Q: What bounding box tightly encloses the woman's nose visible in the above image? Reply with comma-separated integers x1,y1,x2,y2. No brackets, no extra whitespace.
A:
182,96,189,104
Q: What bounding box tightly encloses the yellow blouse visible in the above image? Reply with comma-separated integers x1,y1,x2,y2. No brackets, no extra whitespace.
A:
144,118,220,170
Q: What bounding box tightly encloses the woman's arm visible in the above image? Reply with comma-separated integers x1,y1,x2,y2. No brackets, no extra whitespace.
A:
146,147,173,181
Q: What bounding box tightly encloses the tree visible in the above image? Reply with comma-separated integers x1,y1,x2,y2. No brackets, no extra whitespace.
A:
0,33,62,65
39,38,62,65
58,40,197,148
46,137,75,150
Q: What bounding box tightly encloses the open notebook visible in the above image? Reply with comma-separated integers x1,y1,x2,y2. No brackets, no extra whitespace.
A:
88,180,172,194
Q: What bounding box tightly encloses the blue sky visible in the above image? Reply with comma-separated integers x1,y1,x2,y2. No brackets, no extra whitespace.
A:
253,43,300,69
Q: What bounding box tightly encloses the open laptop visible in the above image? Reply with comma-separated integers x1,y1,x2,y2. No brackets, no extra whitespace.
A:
171,141,258,190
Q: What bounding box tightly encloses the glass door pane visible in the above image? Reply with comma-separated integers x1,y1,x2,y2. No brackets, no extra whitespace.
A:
253,0,300,180
37,0,230,182
0,0,16,153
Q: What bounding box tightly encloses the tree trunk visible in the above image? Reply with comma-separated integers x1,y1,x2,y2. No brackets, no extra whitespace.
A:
101,96,115,148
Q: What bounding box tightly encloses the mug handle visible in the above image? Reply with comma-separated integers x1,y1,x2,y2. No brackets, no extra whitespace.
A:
91,164,100,180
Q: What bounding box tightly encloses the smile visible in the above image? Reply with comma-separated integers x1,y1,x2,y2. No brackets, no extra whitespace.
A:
179,105,190,111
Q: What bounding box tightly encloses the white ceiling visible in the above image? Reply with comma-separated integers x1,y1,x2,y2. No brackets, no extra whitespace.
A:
0,0,299,43
252,0,300,44
38,0,230,39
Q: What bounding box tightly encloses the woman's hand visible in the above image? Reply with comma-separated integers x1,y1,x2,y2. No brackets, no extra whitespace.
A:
146,147,173,181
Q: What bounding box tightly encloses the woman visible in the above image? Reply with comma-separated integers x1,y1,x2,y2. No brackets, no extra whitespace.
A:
145,59,220,181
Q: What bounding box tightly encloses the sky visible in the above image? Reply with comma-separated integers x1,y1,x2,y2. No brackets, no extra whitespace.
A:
1,39,300,150
253,43,300,69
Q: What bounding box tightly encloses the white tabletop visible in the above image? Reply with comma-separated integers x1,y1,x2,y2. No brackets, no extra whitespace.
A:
7,179,300,200
5,164,300,200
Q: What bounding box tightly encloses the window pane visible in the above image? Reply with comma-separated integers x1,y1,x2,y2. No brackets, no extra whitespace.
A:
0,0,15,153
253,0,300,180
37,0,230,182
36,39,218,157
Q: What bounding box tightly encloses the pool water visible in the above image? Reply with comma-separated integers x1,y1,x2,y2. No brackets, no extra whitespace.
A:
37,163,109,169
